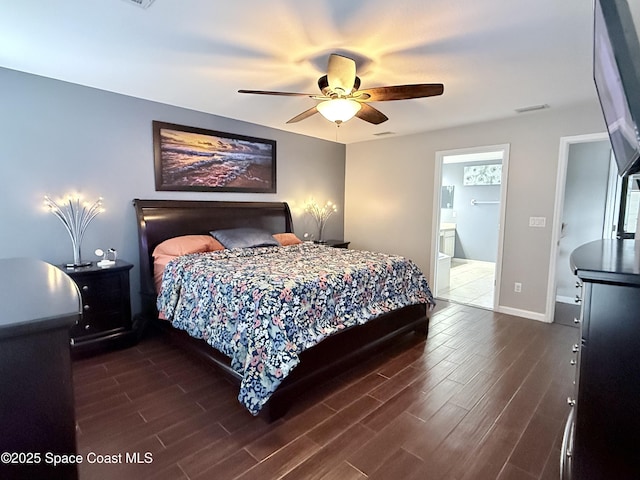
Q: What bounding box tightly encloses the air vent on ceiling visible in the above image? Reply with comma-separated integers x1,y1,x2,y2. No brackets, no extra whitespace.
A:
373,131,396,136
515,104,549,114
122,0,156,8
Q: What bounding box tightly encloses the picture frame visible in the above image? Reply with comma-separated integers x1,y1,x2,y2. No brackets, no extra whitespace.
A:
153,121,276,193
463,164,502,186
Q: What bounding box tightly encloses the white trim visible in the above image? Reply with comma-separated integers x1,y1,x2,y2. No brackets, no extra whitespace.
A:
432,143,510,310
430,154,443,294
546,132,609,323
603,150,622,238
496,305,548,323
495,145,510,310
441,151,504,164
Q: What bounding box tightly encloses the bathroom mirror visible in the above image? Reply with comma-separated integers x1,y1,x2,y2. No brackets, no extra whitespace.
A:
441,185,455,208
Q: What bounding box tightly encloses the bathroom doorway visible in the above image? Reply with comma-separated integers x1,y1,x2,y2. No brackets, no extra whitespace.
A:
431,145,510,310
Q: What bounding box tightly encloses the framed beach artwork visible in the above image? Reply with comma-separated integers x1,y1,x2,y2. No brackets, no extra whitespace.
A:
153,121,276,193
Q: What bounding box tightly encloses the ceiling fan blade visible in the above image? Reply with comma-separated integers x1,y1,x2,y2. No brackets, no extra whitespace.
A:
286,106,319,124
327,54,357,95
238,89,316,97
357,83,444,101
355,103,389,125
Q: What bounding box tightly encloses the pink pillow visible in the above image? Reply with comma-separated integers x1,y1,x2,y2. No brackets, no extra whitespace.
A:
152,235,225,295
153,253,176,295
153,235,224,257
273,233,302,246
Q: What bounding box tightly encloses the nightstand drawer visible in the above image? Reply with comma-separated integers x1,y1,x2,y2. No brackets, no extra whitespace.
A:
80,287,126,313
72,310,126,339
75,274,122,298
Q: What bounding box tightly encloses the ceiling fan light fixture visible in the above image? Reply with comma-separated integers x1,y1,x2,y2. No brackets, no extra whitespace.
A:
317,98,361,124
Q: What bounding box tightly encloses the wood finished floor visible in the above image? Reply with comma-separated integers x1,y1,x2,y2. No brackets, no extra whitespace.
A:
73,302,578,480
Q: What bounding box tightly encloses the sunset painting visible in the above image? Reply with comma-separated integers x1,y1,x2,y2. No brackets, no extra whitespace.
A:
153,122,276,192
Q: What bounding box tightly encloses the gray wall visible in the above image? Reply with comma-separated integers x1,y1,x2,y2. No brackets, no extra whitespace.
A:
345,102,607,319
441,161,501,262
0,67,346,315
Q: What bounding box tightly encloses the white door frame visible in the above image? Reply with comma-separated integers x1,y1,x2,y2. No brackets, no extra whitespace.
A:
431,143,511,310
545,132,609,322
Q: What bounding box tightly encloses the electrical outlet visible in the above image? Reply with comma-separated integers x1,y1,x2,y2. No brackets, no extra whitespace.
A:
514,282,522,293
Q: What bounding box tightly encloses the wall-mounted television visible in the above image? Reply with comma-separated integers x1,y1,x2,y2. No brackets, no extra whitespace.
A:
593,0,640,177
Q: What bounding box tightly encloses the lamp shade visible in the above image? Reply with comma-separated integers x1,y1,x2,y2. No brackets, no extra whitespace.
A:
317,99,362,124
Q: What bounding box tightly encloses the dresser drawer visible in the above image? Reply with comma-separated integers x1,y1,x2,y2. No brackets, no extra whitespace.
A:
561,408,575,480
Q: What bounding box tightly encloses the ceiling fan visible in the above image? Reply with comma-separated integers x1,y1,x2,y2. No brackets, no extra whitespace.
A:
238,53,444,125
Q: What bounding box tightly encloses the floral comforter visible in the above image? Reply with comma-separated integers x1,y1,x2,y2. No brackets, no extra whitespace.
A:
157,243,434,415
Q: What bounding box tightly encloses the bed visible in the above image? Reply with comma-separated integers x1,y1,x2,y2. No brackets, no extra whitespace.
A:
133,199,433,419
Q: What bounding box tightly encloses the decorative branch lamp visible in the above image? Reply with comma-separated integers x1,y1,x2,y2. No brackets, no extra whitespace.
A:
44,194,104,267
305,199,338,242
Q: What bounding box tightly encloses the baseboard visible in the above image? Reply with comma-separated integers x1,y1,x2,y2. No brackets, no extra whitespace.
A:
496,305,549,323
555,295,576,304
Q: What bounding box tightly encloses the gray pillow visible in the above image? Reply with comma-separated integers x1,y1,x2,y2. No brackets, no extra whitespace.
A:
210,227,279,249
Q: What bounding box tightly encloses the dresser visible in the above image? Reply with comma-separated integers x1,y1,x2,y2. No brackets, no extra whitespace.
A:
60,260,134,353
0,258,81,480
563,239,640,479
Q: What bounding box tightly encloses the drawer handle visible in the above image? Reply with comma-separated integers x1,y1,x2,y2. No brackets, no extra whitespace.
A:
84,324,90,330
574,295,582,304
575,281,582,289
573,317,580,324
83,304,91,311
570,359,577,366
572,344,579,353
567,397,576,407
82,285,89,292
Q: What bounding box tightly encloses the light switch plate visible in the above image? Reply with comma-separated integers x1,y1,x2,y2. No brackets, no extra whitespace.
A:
529,216,546,227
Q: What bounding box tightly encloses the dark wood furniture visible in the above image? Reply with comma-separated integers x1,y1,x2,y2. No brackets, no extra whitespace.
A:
60,260,134,354
0,258,81,480
320,239,350,249
562,239,640,479
133,199,429,420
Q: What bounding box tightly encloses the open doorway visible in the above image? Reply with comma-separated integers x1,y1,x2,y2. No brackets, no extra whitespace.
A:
431,144,510,310
549,134,640,325
547,133,615,324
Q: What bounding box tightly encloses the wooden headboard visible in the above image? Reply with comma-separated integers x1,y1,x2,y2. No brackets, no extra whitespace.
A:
132,199,294,320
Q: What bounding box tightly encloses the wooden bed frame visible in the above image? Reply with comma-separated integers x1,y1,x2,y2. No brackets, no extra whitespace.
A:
133,199,429,420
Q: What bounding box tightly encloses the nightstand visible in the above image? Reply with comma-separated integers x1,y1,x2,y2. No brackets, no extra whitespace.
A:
59,260,134,353
322,239,350,249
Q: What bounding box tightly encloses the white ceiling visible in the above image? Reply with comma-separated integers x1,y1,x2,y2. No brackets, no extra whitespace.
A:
0,0,597,144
